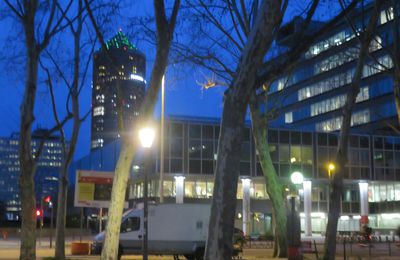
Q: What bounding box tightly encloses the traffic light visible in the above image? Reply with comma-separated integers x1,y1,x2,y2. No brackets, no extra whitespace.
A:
44,196,52,204
36,209,42,217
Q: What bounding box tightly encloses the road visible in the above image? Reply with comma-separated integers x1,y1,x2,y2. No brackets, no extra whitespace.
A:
0,238,400,259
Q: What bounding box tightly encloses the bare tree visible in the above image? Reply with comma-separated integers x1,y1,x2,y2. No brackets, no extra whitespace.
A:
203,1,286,259
323,1,382,259
37,1,98,258
174,0,360,257
84,0,181,259
3,1,76,259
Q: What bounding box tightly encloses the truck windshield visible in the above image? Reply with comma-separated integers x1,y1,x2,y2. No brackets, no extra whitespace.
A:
121,217,140,233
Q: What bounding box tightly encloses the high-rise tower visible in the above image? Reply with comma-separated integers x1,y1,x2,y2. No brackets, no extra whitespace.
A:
91,31,146,150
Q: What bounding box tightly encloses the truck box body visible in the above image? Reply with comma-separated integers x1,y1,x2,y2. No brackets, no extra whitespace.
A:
92,203,212,257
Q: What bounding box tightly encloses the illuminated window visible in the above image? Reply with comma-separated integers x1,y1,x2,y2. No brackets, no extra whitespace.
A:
316,109,370,132
130,74,145,82
93,106,105,116
310,87,369,117
380,7,394,25
132,66,137,74
285,112,293,123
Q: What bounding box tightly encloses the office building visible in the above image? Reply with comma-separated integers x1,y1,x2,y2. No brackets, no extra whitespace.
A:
266,3,397,134
72,116,400,235
91,30,146,150
0,130,63,221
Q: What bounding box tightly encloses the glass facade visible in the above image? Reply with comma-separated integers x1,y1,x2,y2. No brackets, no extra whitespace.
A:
73,116,400,233
0,132,63,221
267,4,398,133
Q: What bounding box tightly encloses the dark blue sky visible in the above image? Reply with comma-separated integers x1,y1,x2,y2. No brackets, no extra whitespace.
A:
0,1,339,159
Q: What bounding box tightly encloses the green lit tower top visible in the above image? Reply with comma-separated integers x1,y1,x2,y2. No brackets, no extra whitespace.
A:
91,30,146,150
104,30,138,51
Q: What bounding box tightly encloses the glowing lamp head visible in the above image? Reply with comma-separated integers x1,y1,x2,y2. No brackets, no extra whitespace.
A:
139,127,155,148
36,209,42,217
290,171,304,185
328,163,335,171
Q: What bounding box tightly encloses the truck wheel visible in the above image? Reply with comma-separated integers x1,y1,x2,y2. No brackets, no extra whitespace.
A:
117,245,123,260
194,248,204,260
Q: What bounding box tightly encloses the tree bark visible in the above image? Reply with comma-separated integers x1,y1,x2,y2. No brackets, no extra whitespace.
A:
19,10,39,260
323,2,381,259
249,93,287,257
204,1,283,259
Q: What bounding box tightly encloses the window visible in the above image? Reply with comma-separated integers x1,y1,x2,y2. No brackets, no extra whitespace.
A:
316,109,370,132
121,217,140,233
380,7,394,25
93,106,105,116
310,87,369,116
189,125,201,139
285,112,293,123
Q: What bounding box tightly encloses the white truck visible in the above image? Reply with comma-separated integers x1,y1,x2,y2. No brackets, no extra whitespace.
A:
92,203,243,260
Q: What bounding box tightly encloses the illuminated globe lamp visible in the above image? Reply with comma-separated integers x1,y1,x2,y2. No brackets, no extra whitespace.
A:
290,171,304,186
139,127,155,148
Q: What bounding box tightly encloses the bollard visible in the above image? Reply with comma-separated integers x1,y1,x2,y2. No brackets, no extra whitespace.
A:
343,238,346,260
368,238,371,256
313,240,319,260
388,238,391,256
349,238,352,254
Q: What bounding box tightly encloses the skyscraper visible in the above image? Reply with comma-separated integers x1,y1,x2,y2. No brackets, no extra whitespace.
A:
91,31,146,150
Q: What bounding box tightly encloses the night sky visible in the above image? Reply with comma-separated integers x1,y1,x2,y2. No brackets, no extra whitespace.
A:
0,1,339,159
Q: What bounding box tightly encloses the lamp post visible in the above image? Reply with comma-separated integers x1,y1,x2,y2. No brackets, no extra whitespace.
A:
287,171,303,260
139,127,155,260
159,75,165,203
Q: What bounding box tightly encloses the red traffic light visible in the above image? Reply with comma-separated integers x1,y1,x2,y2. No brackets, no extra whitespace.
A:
44,196,52,203
36,209,42,217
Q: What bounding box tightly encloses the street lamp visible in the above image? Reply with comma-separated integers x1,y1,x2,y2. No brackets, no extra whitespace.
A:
328,163,335,178
139,126,155,260
290,171,304,185
287,171,303,260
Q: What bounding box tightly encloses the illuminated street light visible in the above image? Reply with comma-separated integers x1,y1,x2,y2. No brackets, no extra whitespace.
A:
139,127,155,148
328,163,335,178
290,171,304,185
138,126,155,260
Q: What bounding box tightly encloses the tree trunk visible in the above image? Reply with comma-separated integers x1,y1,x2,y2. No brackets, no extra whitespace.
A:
205,92,248,259
19,166,37,260
204,1,283,259
323,2,381,259
19,28,39,260
93,1,180,259
394,76,400,125
101,143,134,259
55,166,68,259
249,98,287,257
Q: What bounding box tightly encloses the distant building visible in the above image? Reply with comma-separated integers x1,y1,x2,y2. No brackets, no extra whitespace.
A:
91,31,146,150
266,3,397,134
0,131,63,221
